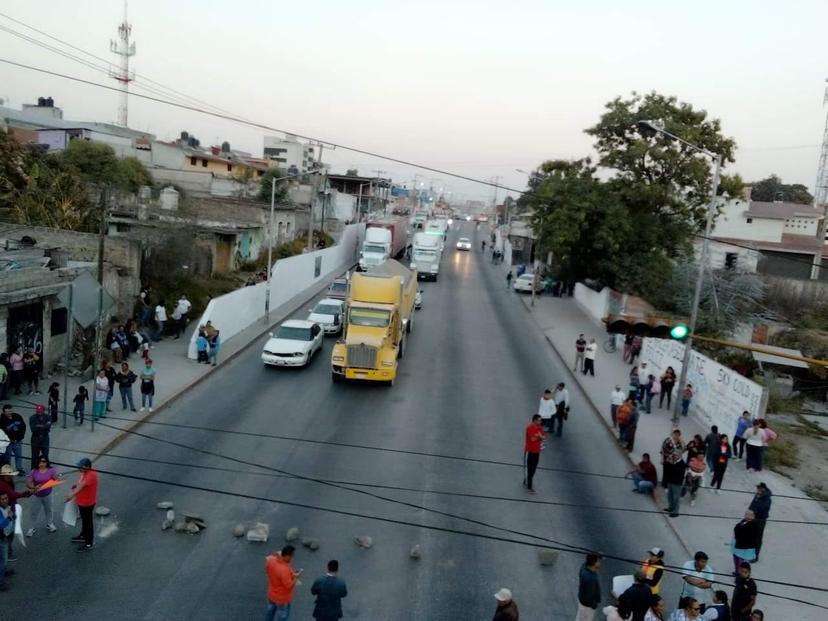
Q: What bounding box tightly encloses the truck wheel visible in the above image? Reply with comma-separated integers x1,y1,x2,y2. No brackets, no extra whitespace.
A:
332,372,342,383
406,314,413,334
398,337,405,359
385,377,395,387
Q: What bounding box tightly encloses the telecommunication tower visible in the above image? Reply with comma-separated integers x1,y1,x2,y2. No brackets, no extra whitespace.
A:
109,1,135,127
816,79,828,210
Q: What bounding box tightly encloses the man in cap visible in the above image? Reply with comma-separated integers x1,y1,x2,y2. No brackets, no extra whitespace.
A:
29,403,51,469
65,458,98,551
617,569,655,621
640,547,665,595
492,587,518,621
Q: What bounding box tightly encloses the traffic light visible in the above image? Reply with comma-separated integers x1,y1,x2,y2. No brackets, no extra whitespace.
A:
604,314,691,340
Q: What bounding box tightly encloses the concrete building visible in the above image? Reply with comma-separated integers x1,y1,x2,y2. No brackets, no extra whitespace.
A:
263,134,315,173
706,199,825,280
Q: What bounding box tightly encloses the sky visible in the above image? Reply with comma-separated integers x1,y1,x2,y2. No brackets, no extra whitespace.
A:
1,0,827,204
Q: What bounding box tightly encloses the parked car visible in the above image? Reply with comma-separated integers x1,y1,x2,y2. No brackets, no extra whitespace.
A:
261,320,324,367
415,289,423,309
327,278,348,300
456,237,472,251
308,298,345,334
512,273,542,293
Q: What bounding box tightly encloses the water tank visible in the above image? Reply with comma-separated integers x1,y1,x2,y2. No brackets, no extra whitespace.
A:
45,97,54,107
159,186,179,211
37,97,45,106
221,141,230,153
180,130,189,141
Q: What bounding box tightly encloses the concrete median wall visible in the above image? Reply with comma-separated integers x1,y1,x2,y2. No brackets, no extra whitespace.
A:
187,223,364,358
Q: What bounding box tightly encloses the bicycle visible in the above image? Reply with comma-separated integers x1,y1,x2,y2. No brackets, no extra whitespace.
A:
603,334,617,354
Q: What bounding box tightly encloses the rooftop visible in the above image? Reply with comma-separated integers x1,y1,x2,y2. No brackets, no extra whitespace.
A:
744,201,822,221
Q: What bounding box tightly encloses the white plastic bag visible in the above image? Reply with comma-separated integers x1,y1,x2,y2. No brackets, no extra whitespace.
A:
62,500,79,527
13,503,25,547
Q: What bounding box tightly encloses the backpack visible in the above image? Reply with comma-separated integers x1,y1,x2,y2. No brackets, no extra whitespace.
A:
616,403,633,426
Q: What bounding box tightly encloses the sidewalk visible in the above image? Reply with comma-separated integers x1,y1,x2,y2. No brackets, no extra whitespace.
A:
4,267,350,469
519,293,828,619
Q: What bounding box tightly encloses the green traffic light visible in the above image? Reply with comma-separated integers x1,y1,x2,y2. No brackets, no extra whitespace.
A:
670,324,689,339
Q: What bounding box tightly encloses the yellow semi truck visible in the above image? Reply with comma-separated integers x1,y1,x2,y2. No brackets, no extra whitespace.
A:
331,260,416,385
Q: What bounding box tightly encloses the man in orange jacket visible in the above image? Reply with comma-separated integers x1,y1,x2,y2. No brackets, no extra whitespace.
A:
265,545,302,621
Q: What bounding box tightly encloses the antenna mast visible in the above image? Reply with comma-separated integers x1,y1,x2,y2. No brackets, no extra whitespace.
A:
109,1,135,127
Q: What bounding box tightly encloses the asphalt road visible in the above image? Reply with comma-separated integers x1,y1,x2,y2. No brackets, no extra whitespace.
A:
10,222,687,620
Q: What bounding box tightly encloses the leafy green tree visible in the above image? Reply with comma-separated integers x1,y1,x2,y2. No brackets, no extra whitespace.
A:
258,167,292,205
115,156,153,192
346,168,359,176
59,139,119,184
750,174,813,204
528,92,742,298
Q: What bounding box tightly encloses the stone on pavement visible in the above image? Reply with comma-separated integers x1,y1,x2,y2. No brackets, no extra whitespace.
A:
174,520,187,532
233,524,246,538
166,509,175,522
537,549,558,566
161,519,173,531
185,522,201,534
301,537,320,550
156,501,174,510
285,527,300,542
247,523,270,543
409,544,422,560
353,535,373,549
95,506,111,517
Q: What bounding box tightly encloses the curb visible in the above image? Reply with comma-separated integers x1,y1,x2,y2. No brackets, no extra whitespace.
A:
87,264,356,462
519,297,695,558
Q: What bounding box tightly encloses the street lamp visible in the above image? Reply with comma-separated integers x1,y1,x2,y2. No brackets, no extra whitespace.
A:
638,120,722,427
265,169,321,318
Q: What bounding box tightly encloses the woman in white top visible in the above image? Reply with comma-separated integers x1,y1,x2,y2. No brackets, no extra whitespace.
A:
744,419,765,472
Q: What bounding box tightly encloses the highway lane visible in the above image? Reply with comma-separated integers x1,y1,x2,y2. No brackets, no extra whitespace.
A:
9,221,686,620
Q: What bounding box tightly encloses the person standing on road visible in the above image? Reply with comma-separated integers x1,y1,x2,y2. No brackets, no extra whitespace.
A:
265,545,302,621
29,404,51,469
116,362,137,412
703,426,719,474
610,385,626,429
731,510,759,574
732,412,752,461
663,435,686,518
66,457,98,551
102,360,116,413
551,382,570,437
646,375,660,414
22,346,41,395
140,359,157,412
506,270,513,289
92,369,109,421
25,456,59,536
659,368,676,410
208,330,221,367
660,429,684,489
538,389,556,435
618,569,654,621
47,382,60,423
0,359,8,401
583,339,597,377
173,295,192,340
0,405,25,473
492,587,519,621
72,386,89,425
523,415,545,494
9,348,23,396
153,300,168,342
310,559,347,621
0,463,31,562
629,366,641,400
709,435,732,493
747,483,771,561
731,562,757,621
574,334,587,372
621,399,640,452
0,491,15,591
680,384,694,416
743,421,764,472
678,552,714,609
576,552,602,621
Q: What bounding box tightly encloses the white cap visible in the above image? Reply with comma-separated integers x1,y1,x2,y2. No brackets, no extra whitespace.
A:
494,588,512,602
649,546,664,556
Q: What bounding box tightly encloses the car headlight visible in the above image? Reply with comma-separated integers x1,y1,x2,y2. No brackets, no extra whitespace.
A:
381,360,394,367
332,355,344,362
410,263,417,270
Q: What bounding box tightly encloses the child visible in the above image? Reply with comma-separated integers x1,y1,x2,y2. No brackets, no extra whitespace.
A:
196,331,209,363
47,382,60,423
73,386,89,425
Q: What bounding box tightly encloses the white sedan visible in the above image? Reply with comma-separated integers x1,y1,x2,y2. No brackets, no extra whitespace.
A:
262,320,324,367
307,298,345,335
456,237,472,251
512,273,542,293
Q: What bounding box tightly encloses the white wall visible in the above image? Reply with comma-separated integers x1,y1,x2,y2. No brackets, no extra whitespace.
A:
703,240,759,272
713,199,783,242
573,283,610,326
187,223,364,358
783,217,819,236
640,338,766,434
330,190,356,222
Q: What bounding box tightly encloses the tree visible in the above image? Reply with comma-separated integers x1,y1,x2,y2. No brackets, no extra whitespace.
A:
258,167,293,205
346,168,359,176
114,156,153,192
59,139,119,184
528,92,742,298
750,174,813,204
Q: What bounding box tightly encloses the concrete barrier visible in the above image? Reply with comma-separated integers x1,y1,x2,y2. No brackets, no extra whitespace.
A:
187,224,364,358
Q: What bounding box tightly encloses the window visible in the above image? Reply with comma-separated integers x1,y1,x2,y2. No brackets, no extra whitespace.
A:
725,252,738,269
227,164,232,172
50,307,68,336
201,159,208,167
746,218,753,223
190,156,197,166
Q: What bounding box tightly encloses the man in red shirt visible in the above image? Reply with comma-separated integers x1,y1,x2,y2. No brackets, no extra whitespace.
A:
524,414,546,494
265,545,302,620
65,457,98,551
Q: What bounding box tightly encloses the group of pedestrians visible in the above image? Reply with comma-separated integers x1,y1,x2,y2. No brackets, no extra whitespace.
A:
264,546,348,621
149,294,192,342
0,346,41,398
195,321,221,366
84,358,158,421
577,547,764,621
574,334,599,377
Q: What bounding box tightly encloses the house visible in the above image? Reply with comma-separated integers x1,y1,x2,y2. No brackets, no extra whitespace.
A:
263,134,316,172
507,217,536,266
706,199,824,280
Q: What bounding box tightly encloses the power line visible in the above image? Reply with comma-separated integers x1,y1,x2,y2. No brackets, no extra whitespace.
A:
40,456,828,609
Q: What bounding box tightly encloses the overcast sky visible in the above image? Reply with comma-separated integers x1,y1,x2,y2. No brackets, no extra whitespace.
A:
1,0,827,203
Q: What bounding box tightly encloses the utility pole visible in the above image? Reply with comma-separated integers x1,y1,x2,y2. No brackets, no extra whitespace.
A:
814,79,828,278
92,184,109,432
307,144,324,250
61,281,74,429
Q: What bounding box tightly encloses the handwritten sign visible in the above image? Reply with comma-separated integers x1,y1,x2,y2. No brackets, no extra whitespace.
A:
640,338,765,434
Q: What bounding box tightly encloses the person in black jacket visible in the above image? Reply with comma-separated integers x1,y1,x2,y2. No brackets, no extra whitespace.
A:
29,404,51,469
617,570,654,621
747,483,771,561
731,510,760,574
577,553,602,619
311,559,347,621
115,363,138,412
0,405,26,472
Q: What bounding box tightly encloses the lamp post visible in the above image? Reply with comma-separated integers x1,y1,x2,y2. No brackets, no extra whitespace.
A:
265,169,320,319
639,120,722,427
